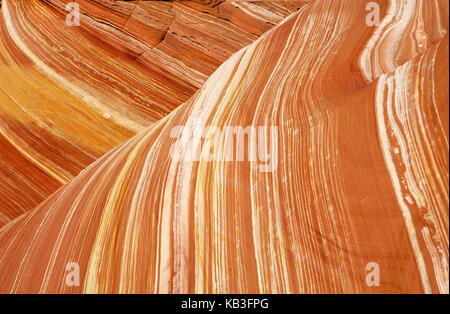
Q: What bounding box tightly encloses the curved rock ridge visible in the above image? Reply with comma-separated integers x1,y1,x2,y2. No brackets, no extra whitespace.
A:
0,0,308,226
0,0,448,294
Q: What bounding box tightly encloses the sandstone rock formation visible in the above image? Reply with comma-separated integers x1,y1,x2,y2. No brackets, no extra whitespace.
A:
0,0,448,294
0,0,307,226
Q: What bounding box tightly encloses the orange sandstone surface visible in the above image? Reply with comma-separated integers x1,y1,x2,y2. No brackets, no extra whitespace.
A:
0,0,448,294
0,0,307,226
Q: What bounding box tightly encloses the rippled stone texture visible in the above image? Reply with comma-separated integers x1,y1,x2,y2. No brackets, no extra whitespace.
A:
0,0,306,226
0,0,448,294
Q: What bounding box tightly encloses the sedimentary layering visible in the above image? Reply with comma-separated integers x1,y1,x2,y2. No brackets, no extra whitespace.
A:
0,0,448,294
0,0,307,226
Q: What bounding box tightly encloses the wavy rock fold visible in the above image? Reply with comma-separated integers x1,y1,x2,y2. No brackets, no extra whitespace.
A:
0,0,448,294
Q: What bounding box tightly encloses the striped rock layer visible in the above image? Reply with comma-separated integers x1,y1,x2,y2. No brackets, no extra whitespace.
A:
0,0,448,294
0,0,308,226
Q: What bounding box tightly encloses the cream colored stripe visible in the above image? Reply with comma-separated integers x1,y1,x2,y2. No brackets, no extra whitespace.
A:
375,72,432,294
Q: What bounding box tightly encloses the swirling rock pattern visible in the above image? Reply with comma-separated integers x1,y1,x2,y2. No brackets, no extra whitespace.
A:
0,0,448,294
0,0,307,226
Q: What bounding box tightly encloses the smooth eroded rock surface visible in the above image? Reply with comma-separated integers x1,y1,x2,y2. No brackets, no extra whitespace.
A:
0,0,307,225
0,0,448,294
